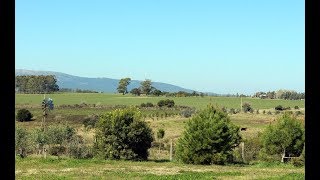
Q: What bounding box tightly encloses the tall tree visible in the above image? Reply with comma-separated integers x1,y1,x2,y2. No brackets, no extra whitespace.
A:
117,78,131,95
140,79,152,95
261,113,304,162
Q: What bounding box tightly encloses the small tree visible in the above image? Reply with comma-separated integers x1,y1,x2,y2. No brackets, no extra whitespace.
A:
176,105,241,165
16,109,33,122
157,129,165,155
140,79,152,95
261,113,304,162
94,107,153,160
117,78,131,95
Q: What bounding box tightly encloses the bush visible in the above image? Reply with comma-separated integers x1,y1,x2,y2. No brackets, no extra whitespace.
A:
261,114,304,162
180,108,196,118
94,107,153,160
262,110,266,114
16,109,33,122
176,104,241,165
294,106,299,110
67,135,93,159
83,115,99,129
229,108,236,114
267,111,272,115
275,105,284,111
157,99,175,108
243,136,263,162
295,111,303,116
15,126,30,157
242,103,252,113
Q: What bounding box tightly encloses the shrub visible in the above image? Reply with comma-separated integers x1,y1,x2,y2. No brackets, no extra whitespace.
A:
157,99,175,108
262,110,266,114
275,110,280,115
256,109,259,114
67,135,93,159
94,107,153,160
180,108,196,118
176,104,241,165
261,114,304,162
295,111,303,116
229,108,236,114
242,103,252,113
16,109,33,122
267,111,272,115
145,102,154,107
243,136,263,162
15,126,30,157
221,107,227,113
275,105,284,111
83,115,99,129
157,129,165,140
294,106,299,110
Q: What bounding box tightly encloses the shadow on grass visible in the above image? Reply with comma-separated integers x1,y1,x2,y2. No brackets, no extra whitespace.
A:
150,159,171,163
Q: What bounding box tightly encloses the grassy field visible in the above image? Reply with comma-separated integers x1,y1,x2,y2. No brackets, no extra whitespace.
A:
15,93,305,110
16,156,304,180
15,93,305,179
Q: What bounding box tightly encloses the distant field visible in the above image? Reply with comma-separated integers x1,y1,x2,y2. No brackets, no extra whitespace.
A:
15,93,305,110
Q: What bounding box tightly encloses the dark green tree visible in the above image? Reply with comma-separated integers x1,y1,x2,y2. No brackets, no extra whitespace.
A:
117,78,131,95
94,107,153,160
261,113,304,162
130,88,141,96
176,104,241,165
140,79,152,95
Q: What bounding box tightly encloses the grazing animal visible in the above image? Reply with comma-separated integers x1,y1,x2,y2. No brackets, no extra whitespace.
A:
240,127,247,131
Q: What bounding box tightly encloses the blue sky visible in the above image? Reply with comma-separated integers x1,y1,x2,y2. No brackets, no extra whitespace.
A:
15,0,304,95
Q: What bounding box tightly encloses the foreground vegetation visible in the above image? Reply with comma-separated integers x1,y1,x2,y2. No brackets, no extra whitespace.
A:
16,156,304,180
15,93,305,179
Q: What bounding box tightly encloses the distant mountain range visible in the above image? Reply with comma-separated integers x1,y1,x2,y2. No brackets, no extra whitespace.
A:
15,69,195,93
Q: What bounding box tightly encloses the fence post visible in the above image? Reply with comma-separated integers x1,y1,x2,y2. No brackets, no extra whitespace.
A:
170,139,173,161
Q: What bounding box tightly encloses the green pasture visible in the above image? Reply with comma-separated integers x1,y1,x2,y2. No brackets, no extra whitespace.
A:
15,156,304,180
15,93,305,110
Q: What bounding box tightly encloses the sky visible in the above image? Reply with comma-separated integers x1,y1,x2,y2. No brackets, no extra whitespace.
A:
15,0,304,95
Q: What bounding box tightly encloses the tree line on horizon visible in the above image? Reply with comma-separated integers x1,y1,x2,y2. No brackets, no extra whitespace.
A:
15,75,59,94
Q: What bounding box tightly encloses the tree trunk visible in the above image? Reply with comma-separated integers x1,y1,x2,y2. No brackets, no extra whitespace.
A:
281,149,286,163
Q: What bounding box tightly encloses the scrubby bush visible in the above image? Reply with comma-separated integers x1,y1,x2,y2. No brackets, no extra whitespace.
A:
294,106,299,110
94,107,153,160
267,111,272,115
261,113,304,162
229,108,236,114
295,111,303,116
180,108,196,118
83,115,99,129
16,109,33,122
275,105,284,111
176,104,241,165
157,99,175,108
243,136,263,162
15,126,30,157
242,103,253,113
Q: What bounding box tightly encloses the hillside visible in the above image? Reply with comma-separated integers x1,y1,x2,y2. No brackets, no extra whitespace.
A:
15,69,194,93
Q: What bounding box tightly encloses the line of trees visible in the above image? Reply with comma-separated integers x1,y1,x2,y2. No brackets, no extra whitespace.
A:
253,90,305,100
117,78,206,97
59,88,99,93
15,75,59,94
